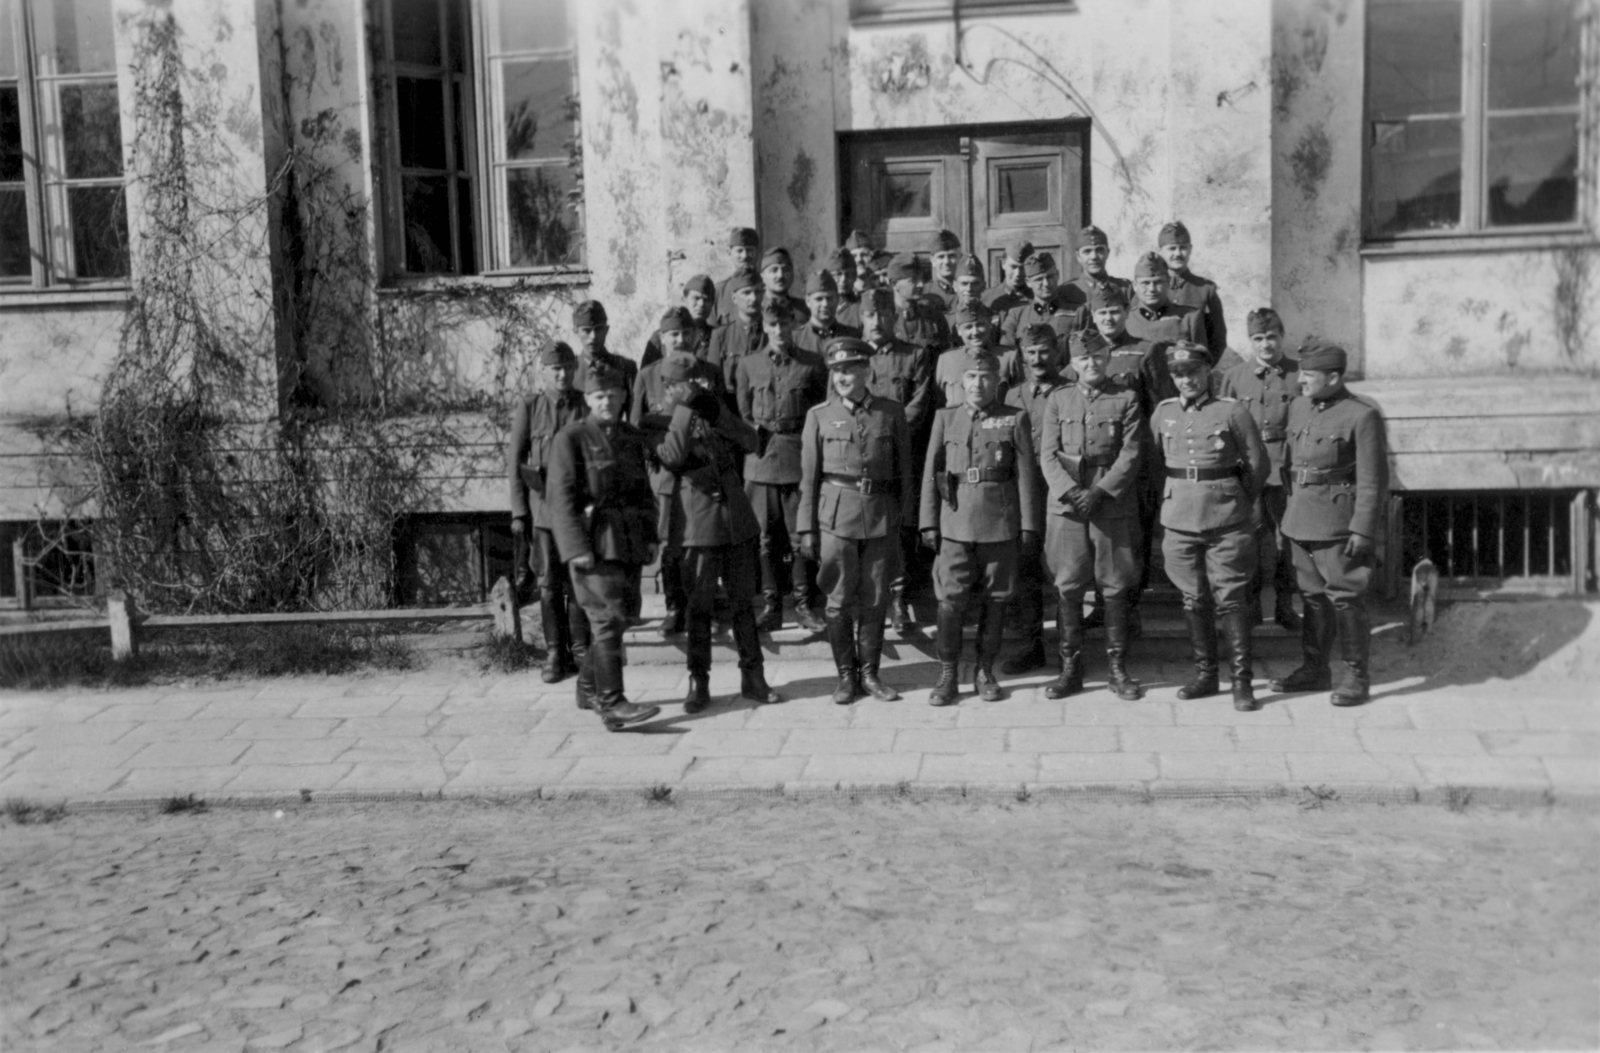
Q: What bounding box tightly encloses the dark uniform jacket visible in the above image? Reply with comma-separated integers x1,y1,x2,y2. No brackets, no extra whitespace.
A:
508,389,589,528
797,393,912,540
633,355,725,509
1000,291,1081,348
836,296,863,330
926,280,959,312
1282,387,1388,542
736,346,827,485
1149,391,1270,534
1066,272,1133,307
1126,301,1206,353
1168,269,1227,362
1099,329,1175,418
793,318,861,356
1039,378,1145,522
920,400,1042,543
895,297,953,355
1006,374,1068,518
654,403,761,547
546,418,658,566
1218,356,1299,488
709,316,765,394
982,281,1029,317
572,350,639,421
867,338,934,437
641,320,715,370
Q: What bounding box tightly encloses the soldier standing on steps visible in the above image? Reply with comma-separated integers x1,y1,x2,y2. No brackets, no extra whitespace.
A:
509,341,592,685
655,360,783,714
920,349,1042,706
797,339,912,705
1150,342,1271,712
1271,341,1388,708
545,365,661,731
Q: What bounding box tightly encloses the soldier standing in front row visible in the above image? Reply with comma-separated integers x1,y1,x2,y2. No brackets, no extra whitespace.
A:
508,341,591,684
797,339,913,705
1150,343,1271,711
921,349,1041,705
545,366,661,730
1271,341,1388,707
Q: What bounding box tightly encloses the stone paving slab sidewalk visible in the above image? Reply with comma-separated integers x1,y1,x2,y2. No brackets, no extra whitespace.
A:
3,602,1597,808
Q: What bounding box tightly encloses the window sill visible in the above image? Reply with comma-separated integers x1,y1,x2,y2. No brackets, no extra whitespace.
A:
1360,229,1597,259
851,1,1077,24
379,270,592,296
0,287,130,308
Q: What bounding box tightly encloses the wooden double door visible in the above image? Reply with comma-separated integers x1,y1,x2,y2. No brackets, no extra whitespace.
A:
839,123,1089,279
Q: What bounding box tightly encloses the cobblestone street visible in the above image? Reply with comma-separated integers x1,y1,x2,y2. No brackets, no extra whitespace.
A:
3,797,1596,1052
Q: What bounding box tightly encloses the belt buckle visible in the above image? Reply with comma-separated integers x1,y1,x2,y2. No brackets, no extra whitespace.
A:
966,467,981,484
1184,465,1199,482
858,477,875,495
1295,468,1312,485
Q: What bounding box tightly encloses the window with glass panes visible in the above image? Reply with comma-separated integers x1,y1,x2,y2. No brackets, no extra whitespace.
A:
377,0,583,279
0,0,129,287
1365,0,1586,239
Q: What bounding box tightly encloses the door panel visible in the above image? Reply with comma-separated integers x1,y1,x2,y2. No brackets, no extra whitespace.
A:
843,134,966,261
971,130,1083,281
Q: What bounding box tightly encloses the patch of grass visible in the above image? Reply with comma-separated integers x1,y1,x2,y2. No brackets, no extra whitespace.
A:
160,793,208,815
473,632,540,674
1444,786,1474,813
0,624,415,690
644,784,674,805
1298,785,1339,810
1014,784,1032,804
5,798,67,825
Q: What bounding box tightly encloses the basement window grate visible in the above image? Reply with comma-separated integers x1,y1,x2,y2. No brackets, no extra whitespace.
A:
1398,490,1582,583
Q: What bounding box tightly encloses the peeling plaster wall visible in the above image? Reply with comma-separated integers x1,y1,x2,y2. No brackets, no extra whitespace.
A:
1271,0,1365,369
749,0,1273,349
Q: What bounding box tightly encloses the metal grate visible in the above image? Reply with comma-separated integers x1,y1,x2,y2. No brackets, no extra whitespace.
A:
1398,490,1580,582
394,513,517,607
0,521,97,609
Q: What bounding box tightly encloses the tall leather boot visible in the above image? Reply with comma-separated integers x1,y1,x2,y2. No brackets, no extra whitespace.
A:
1221,608,1258,711
974,601,1007,701
567,598,591,675
1177,606,1220,700
590,632,659,730
574,648,596,710
1103,594,1143,701
890,584,916,634
1269,596,1334,693
756,590,784,633
792,551,826,634
1000,583,1047,674
684,673,712,714
1331,605,1372,707
928,600,963,706
540,594,568,684
660,554,685,636
857,608,899,701
732,606,782,704
826,611,859,705
1046,594,1085,699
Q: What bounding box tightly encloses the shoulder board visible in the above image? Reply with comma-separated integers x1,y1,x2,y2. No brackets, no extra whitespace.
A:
1215,396,1237,403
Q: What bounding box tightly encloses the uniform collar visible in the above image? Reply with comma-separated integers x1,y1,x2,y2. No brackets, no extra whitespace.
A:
1312,385,1351,408
1179,389,1214,411
1253,358,1289,378
768,345,793,364
844,391,874,412
1137,303,1166,320
964,398,999,419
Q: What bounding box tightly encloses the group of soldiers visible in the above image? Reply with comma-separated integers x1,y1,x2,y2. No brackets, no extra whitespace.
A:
509,223,1388,730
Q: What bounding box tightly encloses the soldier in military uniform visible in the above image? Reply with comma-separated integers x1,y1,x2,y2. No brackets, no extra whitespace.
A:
1089,283,1172,415
509,342,592,683
1000,323,1071,675
738,298,829,633
936,302,1021,410
1127,253,1206,352
982,239,1034,317
844,229,876,281
1150,342,1271,711
921,349,1042,704
797,339,913,704
571,301,638,418
1065,225,1134,315
760,247,812,326
642,274,718,369
887,253,953,355
999,252,1081,349
714,226,761,325
1271,341,1388,707
824,249,865,330
709,269,766,397
1218,307,1302,631
1158,221,1230,366
546,365,662,730
795,267,861,356
925,229,963,312
654,362,783,712
861,286,934,633
944,256,996,342
1039,329,1148,700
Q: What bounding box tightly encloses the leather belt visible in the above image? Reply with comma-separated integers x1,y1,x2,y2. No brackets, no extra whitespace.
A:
824,473,892,495
1166,466,1237,481
760,423,805,435
1290,466,1355,485
956,467,1015,484
1259,427,1287,441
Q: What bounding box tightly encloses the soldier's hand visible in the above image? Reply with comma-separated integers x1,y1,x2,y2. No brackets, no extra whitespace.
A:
1344,533,1374,560
1065,486,1090,518
568,553,595,572
798,532,819,562
644,544,659,567
920,528,940,552
510,515,527,537
686,387,723,424
1082,488,1111,518
1020,530,1040,556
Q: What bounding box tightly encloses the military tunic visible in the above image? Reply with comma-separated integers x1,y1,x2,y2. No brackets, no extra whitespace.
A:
708,317,765,395
797,392,912,614
1039,378,1146,597
936,345,1023,410
571,351,638,421
793,318,861,357
1282,387,1388,608
640,319,715,370
835,295,863,331
1149,390,1271,612
999,290,1081,349
895,298,953,355
508,388,590,595
1168,269,1227,363
1220,356,1302,609
1126,302,1206,356
737,347,828,600
1006,374,1070,616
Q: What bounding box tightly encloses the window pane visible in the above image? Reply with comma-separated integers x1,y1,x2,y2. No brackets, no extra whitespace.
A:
1368,118,1461,235
1489,0,1579,110
30,0,115,75
0,0,16,79
1487,112,1578,226
1367,0,1461,116
0,186,30,277
391,0,442,67
0,85,22,180
401,174,455,272
996,164,1048,214
67,184,127,277
503,59,573,161
499,0,569,52
880,170,931,218
456,176,476,274
444,0,464,73
60,82,123,178
506,166,580,267
397,77,447,169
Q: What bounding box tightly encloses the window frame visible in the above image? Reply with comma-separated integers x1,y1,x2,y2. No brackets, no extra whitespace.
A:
0,0,130,293
375,0,585,285
1362,0,1594,245
849,0,1077,24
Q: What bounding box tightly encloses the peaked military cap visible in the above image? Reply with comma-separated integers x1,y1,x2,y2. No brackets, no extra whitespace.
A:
1164,341,1209,372
1134,251,1169,279
540,340,577,366
1020,323,1059,349
659,306,693,333
1024,251,1056,278
572,300,607,327
886,253,923,283
728,226,760,248
683,273,716,298
928,229,961,252
826,338,873,368
1079,224,1109,248
1089,283,1130,310
1247,307,1285,335
956,255,985,280
843,230,875,251
860,287,895,314
1158,220,1191,247
659,354,699,383
583,364,628,393
1298,340,1348,372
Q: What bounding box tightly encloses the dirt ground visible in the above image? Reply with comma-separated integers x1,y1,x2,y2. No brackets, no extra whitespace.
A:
2,797,1596,1053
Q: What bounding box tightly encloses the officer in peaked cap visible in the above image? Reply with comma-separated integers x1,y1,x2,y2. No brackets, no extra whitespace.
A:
1159,220,1230,366
1149,341,1270,711
1271,340,1388,707
797,337,913,704
920,347,1042,705
571,300,638,420
925,229,964,312
714,226,762,324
